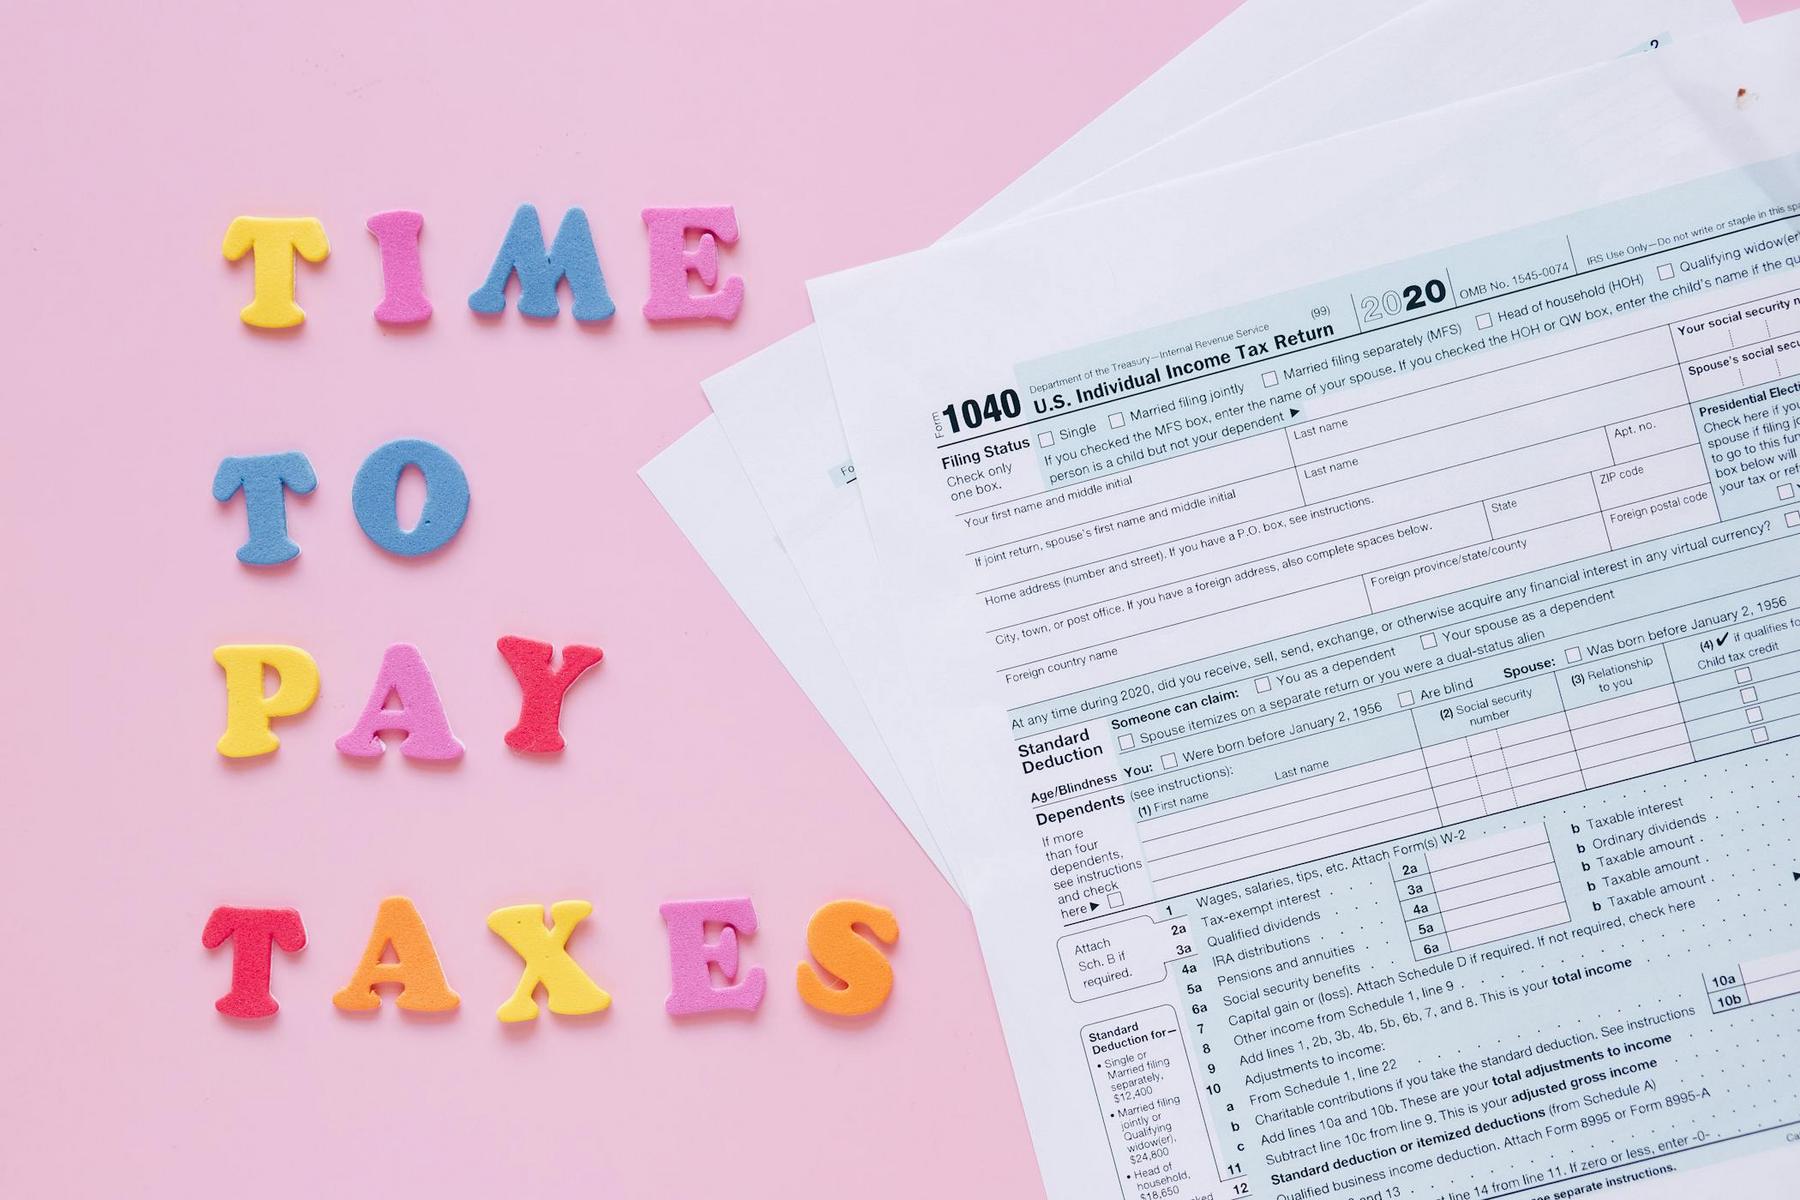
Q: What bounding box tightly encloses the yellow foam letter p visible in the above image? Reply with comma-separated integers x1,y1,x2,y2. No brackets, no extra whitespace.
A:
222,216,330,328
213,644,320,758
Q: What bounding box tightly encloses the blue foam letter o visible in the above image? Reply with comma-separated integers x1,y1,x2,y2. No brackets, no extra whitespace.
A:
352,439,469,557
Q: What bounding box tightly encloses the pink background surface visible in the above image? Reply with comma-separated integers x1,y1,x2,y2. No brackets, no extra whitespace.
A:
0,2,1790,1195
0,2,1237,1196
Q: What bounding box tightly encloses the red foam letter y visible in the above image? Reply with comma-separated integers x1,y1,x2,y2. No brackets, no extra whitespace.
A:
498,636,604,753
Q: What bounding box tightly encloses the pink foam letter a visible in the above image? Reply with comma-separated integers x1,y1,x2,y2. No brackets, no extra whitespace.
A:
334,642,464,761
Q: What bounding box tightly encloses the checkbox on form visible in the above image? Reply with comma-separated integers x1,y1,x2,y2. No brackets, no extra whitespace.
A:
1117,734,1135,750
1255,676,1272,693
1747,706,1764,724
1738,667,1754,684
1109,412,1125,429
1476,313,1493,330
1037,431,1055,448
1420,632,1437,649
1262,370,1278,388
1161,753,1178,769
1399,691,1414,707
1565,647,1583,663
1657,263,1676,280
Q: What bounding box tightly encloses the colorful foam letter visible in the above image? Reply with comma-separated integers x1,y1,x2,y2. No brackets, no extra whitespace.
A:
659,897,766,1016
213,644,321,758
221,217,330,328
332,896,460,1013
367,210,432,325
641,206,744,322
487,901,612,1022
212,452,317,565
467,204,615,321
351,437,469,557
497,637,604,753
202,906,307,1019
796,900,898,1017
334,642,464,761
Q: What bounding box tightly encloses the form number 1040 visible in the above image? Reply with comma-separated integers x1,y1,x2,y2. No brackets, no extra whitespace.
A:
936,388,1023,435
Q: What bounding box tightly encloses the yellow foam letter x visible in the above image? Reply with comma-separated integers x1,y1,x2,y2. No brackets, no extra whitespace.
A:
487,901,612,1022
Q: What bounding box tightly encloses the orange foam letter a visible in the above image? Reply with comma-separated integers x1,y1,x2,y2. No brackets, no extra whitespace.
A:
332,896,460,1013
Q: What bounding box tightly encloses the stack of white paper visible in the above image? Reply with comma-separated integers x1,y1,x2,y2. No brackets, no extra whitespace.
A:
646,3,1800,1196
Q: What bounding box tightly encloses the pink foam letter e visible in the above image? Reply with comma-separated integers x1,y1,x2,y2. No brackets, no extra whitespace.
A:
641,206,743,322
659,897,766,1015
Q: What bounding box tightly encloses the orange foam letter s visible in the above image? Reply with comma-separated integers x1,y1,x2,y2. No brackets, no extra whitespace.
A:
796,900,898,1017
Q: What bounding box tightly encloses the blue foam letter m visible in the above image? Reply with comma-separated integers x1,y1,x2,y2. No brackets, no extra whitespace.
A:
468,204,615,322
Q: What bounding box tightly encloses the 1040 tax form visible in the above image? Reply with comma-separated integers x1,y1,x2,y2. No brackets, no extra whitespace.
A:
811,20,1800,1200
692,0,1733,901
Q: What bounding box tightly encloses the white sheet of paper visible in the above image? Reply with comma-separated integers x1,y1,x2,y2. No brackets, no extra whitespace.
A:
647,0,1434,891
811,17,1800,1198
951,0,1429,239
1030,0,1704,219
639,418,954,873
700,0,1740,893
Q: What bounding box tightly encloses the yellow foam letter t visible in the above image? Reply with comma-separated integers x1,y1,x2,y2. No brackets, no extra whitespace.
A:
222,217,330,328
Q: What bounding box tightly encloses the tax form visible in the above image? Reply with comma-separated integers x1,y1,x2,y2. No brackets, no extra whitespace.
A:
692,0,1740,897
810,19,1800,1200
